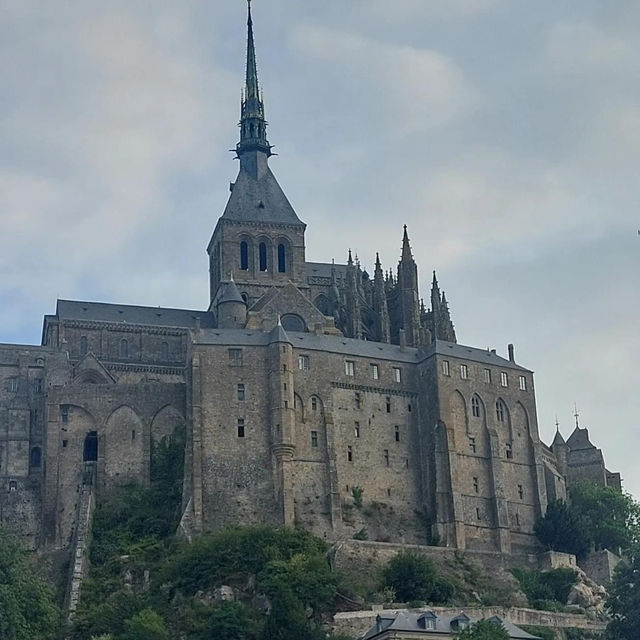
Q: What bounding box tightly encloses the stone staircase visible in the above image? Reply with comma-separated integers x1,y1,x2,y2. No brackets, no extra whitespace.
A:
64,462,96,623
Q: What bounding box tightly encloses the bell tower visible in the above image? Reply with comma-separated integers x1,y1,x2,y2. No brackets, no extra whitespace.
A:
207,1,307,312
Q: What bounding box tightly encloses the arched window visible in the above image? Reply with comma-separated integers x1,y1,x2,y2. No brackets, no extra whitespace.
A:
80,336,88,356
161,342,169,361
281,314,307,332
496,400,505,422
259,243,268,272
119,338,129,358
83,431,98,462
277,243,286,273
30,447,41,468
240,241,249,270
471,396,481,418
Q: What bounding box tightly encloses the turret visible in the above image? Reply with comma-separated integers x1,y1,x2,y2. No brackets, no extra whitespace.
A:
215,276,247,328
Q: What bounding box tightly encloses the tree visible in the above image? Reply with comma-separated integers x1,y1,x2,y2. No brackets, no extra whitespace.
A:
606,553,640,640
569,484,640,553
0,527,60,640
381,551,454,604
534,500,590,558
121,608,169,640
456,619,510,640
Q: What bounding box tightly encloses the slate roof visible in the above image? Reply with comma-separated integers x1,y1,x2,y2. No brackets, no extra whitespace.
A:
54,300,215,329
432,341,531,372
222,166,304,226
362,611,541,639
566,427,596,451
306,261,348,280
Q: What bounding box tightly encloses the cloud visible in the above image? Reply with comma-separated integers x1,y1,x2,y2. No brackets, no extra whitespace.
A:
290,25,480,134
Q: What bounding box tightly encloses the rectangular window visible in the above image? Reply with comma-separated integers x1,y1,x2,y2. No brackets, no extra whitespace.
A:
311,396,318,411
460,364,468,379
473,477,479,493
237,419,245,438
237,383,245,402
33,378,43,394
347,446,353,462
519,375,527,391
345,360,355,377
386,397,391,414
392,367,402,383
518,484,524,499
484,368,491,384
354,422,361,438
515,512,520,527
229,348,243,366
298,355,310,371
476,507,481,520
505,442,513,459
469,436,476,453
61,405,69,424
6,378,18,393
394,426,400,442
8,480,17,492
500,371,508,387
371,364,379,380
311,431,318,448
442,360,450,376
384,449,390,466
355,392,362,409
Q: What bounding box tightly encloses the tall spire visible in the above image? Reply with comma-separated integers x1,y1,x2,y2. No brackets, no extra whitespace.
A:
401,225,413,261
236,0,272,162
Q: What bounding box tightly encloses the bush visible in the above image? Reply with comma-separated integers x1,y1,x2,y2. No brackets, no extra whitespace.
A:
353,528,368,541
351,486,364,508
510,568,577,610
381,552,454,604
121,608,170,640
519,625,555,640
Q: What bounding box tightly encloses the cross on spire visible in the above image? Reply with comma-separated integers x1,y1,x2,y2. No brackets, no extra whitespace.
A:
574,403,580,429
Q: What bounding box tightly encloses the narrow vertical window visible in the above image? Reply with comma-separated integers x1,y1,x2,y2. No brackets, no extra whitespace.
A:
442,360,450,376
394,426,400,442
476,507,481,520
237,419,245,438
61,405,69,423
311,431,318,448
354,422,360,438
505,442,513,459
240,241,249,270
392,367,401,383
259,242,268,272
386,397,391,414
161,341,169,361
371,363,379,380
119,338,129,358
345,361,355,376
484,368,491,383
515,512,520,527
519,375,527,391
518,484,524,499
33,378,43,394
237,383,245,401
500,371,508,387
468,436,476,453
460,364,468,379
354,392,361,409
277,243,286,273
311,396,318,411
473,477,479,493
472,396,481,418
80,335,88,356
347,446,353,462
496,401,505,423
384,449,390,466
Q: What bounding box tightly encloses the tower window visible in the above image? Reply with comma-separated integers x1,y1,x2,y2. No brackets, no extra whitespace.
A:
386,397,391,413
442,360,450,376
347,446,353,462
311,431,318,448
354,422,360,438
472,396,481,418
371,363,379,380
468,436,476,453
395,426,400,442
240,241,249,270
392,367,402,383
237,383,246,401
515,512,520,527
237,419,245,438
355,392,361,409
476,507,481,520
298,355,310,370
473,477,479,493
484,368,492,383
259,243,268,272
80,335,88,356
500,371,508,387
277,243,286,273
460,364,468,379
119,338,129,359
518,484,524,499
519,375,527,391
311,396,318,411
505,442,513,459
384,449,390,466
345,361,355,376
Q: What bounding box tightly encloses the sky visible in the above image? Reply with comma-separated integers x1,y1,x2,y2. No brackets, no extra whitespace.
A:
1,1,638,497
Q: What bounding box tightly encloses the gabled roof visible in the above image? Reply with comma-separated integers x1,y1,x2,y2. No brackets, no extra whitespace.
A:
566,426,596,451
222,166,304,226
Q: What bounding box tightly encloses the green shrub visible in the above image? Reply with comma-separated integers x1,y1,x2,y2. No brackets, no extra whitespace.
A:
352,486,364,508
121,608,169,640
511,567,577,609
519,625,555,640
353,528,368,541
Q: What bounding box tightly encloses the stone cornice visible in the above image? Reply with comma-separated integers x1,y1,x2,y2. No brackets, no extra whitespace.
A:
61,320,188,336
331,381,416,398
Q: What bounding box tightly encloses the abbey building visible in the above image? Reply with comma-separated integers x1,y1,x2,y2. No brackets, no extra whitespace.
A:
0,5,620,554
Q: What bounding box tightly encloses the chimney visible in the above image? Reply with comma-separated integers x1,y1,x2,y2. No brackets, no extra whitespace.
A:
508,343,514,362
195,317,201,333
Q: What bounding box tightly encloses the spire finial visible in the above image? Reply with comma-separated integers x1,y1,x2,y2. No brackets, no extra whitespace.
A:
574,403,580,429
401,225,413,261
555,415,560,432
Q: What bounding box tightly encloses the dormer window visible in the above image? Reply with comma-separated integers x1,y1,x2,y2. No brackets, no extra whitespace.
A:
418,612,437,630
